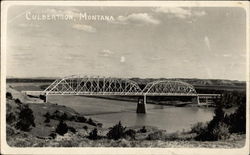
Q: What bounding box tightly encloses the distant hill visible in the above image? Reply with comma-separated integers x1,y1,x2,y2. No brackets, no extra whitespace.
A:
7,77,246,88
130,78,245,87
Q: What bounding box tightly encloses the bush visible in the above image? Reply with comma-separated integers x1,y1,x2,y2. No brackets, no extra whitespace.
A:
124,129,136,139
88,128,99,140
83,125,88,130
56,120,68,136
76,116,87,123
147,131,164,140
195,121,230,141
68,126,76,134
190,122,207,134
15,99,22,104
61,113,68,120
87,118,97,126
211,122,230,140
97,123,103,128
44,112,51,118
6,92,13,99
15,105,35,131
6,112,16,125
107,121,126,140
139,126,147,133
44,112,51,123
49,132,57,139
225,101,246,133
44,117,50,123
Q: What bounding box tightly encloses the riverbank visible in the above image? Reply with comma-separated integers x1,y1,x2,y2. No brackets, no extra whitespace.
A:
7,123,245,148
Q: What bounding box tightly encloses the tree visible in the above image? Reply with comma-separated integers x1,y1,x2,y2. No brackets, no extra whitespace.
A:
16,105,35,131
88,128,98,140
56,120,68,135
107,121,126,140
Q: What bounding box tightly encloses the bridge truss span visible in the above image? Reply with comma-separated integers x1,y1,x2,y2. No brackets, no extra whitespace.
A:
142,80,197,96
43,75,142,95
43,76,198,97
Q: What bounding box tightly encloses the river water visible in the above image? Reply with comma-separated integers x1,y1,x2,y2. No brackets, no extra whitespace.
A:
48,95,214,133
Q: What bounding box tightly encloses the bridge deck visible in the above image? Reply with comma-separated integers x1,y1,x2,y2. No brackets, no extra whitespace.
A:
22,91,220,97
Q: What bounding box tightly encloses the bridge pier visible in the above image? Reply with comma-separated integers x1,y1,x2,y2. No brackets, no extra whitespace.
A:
137,95,147,113
192,96,200,105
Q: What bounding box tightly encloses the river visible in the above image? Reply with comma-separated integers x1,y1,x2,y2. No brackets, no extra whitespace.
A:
48,95,214,133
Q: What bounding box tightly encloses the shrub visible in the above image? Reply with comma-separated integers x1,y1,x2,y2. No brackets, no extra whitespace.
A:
55,120,68,136
15,99,22,104
88,128,99,140
124,129,136,139
147,131,164,140
225,101,246,133
195,122,230,141
97,123,103,128
6,112,16,125
190,122,207,134
83,125,88,130
139,126,147,133
15,105,35,131
6,126,15,137
49,132,57,139
68,126,76,134
211,122,230,140
44,117,50,123
61,113,68,120
87,118,96,126
6,92,13,99
76,116,87,123
44,112,51,118
107,121,126,140
44,112,51,123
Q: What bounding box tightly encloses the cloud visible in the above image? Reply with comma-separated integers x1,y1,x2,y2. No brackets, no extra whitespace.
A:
72,24,96,33
63,53,85,61
99,49,114,57
223,54,232,57
204,36,211,50
12,53,34,61
154,7,206,19
115,13,160,25
120,56,126,63
151,56,163,61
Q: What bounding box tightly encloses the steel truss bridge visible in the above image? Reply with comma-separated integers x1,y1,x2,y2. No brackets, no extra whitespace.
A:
42,75,198,96
23,75,221,113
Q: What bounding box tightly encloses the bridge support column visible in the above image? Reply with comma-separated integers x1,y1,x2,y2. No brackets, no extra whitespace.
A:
137,95,147,113
192,96,200,105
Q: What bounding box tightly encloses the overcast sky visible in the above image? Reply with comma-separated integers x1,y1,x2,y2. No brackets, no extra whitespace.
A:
6,6,246,80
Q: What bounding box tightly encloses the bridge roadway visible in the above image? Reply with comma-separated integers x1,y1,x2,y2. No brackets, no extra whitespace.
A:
22,90,220,98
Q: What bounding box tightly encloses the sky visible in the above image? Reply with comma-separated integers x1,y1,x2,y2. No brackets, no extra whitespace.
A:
6,6,247,80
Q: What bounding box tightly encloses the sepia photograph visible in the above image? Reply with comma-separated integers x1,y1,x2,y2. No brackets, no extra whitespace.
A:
1,1,249,154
